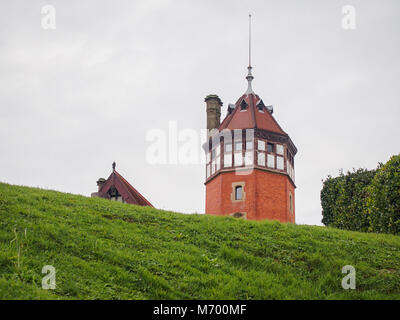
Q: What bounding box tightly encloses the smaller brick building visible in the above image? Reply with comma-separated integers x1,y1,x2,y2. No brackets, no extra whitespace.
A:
91,162,153,207
204,65,297,223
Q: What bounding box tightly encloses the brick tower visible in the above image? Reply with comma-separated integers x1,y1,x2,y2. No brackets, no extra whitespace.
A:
203,23,297,222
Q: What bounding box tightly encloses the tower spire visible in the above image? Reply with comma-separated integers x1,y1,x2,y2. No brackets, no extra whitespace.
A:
245,13,254,94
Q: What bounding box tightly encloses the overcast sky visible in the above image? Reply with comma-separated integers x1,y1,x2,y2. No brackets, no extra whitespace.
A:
0,0,399,225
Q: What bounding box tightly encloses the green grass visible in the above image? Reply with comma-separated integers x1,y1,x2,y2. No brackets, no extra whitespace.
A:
0,182,399,300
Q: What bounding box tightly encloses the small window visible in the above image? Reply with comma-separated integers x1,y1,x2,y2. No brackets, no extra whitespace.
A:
244,152,253,166
235,186,243,200
267,143,274,153
246,140,253,150
289,193,293,213
276,144,284,155
267,154,275,168
231,212,246,219
235,141,242,151
234,152,243,166
240,99,248,110
286,159,291,173
225,142,232,152
277,156,284,170
257,99,265,112
224,154,232,167
211,149,216,160
258,152,266,166
109,186,120,201
257,140,265,151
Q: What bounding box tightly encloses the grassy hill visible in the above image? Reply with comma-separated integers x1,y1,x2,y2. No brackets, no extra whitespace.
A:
0,182,399,300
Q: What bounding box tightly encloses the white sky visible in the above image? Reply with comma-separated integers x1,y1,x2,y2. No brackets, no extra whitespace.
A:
0,0,399,225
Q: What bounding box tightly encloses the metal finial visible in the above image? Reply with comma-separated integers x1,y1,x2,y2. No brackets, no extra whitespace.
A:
245,14,254,95
248,13,252,68
112,162,116,171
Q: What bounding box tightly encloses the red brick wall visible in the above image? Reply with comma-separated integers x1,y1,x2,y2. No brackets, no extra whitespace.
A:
205,173,222,214
205,168,295,223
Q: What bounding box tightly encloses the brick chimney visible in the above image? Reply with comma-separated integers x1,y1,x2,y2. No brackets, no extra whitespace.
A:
205,94,223,131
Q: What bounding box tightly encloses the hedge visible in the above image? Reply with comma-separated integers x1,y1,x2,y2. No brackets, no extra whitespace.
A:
366,155,400,234
321,154,400,235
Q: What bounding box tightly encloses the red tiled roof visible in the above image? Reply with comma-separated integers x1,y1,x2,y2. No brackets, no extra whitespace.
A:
114,171,153,207
99,170,153,207
218,93,287,135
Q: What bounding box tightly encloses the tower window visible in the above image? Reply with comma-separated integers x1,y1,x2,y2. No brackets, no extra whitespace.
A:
276,144,284,155
267,154,275,168
289,193,293,214
246,140,253,150
235,186,243,200
240,99,248,110
206,151,211,163
257,140,265,151
225,142,232,152
216,145,221,157
257,152,266,166
244,151,254,166
211,149,216,160
256,99,265,112
231,182,245,202
235,141,242,151
224,154,232,167
277,156,284,170
234,152,243,166
216,156,221,171
267,143,274,153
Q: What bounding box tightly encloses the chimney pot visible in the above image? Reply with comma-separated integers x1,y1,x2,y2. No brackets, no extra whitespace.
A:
96,178,106,192
205,94,223,132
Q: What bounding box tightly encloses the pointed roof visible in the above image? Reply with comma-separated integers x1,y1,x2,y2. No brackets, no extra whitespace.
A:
99,169,153,207
218,93,287,136
218,28,288,136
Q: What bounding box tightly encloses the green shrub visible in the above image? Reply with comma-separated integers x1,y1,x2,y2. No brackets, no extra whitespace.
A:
321,154,400,235
321,169,376,231
366,154,400,235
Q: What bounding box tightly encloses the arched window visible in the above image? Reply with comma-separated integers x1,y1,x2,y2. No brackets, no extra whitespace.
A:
231,182,245,202
235,186,243,200
108,186,124,203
